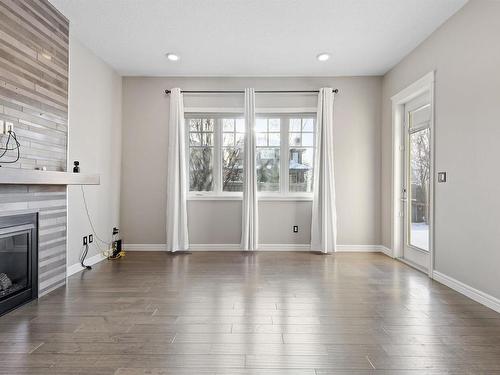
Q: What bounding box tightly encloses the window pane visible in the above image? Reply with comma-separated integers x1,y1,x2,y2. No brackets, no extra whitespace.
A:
203,133,213,146
269,118,280,131
409,128,430,251
290,119,301,132
189,147,213,191
269,133,280,146
256,133,267,146
302,133,314,147
235,133,245,146
223,148,244,192
189,119,202,132
289,133,301,146
289,148,314,192
189,132,202,146
255,119,267,132
257,148,280,192
203,119,214,131
302,118,314,132
236,119,245,133
223,119,234,131
223,133,234,146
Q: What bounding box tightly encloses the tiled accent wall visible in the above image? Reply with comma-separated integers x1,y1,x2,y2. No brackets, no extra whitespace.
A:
0,185,67,296
0,1,69,296
0,0,69,171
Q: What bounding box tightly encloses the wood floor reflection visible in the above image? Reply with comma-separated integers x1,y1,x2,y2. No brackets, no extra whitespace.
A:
1,251,500,374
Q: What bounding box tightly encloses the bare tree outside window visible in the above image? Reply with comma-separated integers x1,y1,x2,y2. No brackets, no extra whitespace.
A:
189,118,214,191
222,119,245,192
256,118,280,192
186,114,316,196
410,128,430,224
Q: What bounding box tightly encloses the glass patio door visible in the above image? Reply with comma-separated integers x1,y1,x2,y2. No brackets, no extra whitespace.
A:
403,93,431,270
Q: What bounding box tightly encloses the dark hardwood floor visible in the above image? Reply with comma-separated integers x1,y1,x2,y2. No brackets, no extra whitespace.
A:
1,251,500,374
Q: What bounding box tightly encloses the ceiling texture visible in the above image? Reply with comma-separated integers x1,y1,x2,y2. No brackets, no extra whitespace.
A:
50,0,467,77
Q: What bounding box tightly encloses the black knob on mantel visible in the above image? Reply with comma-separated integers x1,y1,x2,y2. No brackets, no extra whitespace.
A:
73,161,80,173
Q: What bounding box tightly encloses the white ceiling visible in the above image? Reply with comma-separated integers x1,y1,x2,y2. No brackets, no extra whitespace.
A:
50,0,467,77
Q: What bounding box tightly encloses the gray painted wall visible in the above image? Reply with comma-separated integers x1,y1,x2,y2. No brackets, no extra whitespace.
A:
66,35,122,267
381,0,500,298
121,76,382,246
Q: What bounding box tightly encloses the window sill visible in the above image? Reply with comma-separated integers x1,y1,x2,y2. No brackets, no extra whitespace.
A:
187,194,313,202
188,194,241,201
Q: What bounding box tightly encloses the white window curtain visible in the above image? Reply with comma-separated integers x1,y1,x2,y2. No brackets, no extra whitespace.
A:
166,88,189,252
311,88,337,253
241,88,258,250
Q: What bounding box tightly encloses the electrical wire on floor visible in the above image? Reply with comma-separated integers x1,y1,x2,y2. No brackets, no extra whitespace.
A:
80,243,92,270
80,186,125,260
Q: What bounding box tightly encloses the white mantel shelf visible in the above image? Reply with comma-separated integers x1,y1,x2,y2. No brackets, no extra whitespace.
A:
0,169,100,185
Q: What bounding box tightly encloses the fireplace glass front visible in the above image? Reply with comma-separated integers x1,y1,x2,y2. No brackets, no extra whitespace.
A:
0,213,38,316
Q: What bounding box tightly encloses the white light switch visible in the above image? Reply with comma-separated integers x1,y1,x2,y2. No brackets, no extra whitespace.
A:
438,172,447,183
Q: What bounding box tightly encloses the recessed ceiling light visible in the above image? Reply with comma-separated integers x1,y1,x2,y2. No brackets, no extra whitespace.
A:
166,53,179,61
317,53,330,62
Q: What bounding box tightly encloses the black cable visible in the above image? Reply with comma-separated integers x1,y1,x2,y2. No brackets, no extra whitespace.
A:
80,243,92,270
0,132,11,159
0,130,21,164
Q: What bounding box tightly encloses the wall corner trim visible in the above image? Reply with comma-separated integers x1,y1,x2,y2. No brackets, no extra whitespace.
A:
66,252,107,277
433,271,500,314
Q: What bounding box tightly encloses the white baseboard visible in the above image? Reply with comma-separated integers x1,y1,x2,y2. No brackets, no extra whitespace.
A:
379,245,394,258
257,244,311,251
124,244,167,251
124,243,391,253
336,245,386,253
66,252,107,277
189,244,241,251
433,271,500,314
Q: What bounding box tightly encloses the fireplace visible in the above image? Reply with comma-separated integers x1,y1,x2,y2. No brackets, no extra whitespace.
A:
0,213,38,316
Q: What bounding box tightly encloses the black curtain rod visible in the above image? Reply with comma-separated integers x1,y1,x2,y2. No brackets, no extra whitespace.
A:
164,89,339,94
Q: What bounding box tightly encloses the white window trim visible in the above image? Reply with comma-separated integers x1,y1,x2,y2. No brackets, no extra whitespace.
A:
186,111,316,201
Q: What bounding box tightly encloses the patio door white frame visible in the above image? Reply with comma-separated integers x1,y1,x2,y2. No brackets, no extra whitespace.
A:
390,71,435,277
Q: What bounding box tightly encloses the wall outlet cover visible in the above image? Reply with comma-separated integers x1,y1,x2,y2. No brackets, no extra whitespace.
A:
438,172,447,183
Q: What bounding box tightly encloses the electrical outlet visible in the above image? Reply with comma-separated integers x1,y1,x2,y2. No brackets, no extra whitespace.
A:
293,225,299,233
89,234,93,243
2,121,14,134
83,236,87,246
